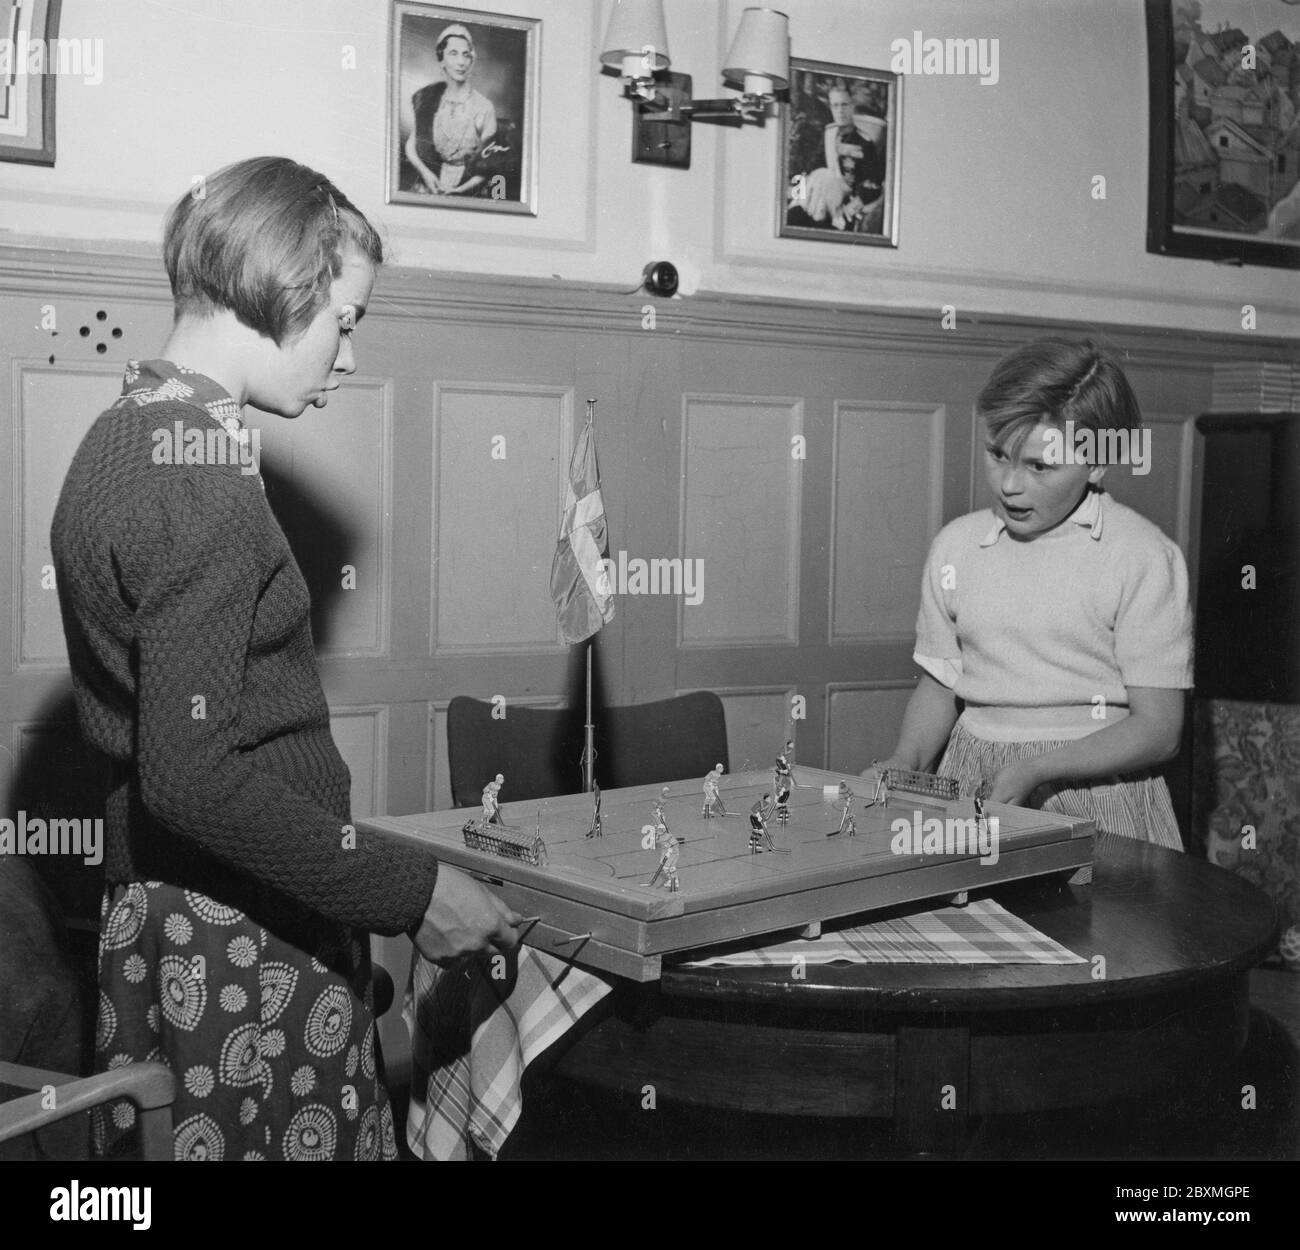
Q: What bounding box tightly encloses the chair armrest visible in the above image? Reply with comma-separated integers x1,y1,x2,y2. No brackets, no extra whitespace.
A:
0,1062,175,1144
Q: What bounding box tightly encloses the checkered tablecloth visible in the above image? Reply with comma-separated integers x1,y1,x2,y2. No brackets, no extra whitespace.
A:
404,898,1084,1160
685,897,1086,967
404,946,613,1161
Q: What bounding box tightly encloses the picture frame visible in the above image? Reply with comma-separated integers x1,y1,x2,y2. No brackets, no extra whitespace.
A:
1145,0,1300,269
778,57,902,247
0,0,62,166
387,2,539,216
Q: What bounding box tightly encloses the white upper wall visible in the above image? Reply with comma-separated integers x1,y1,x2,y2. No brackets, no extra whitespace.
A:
2,0,1296,336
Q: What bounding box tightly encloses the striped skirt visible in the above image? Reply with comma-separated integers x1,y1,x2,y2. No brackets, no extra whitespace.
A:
938,719,1183,850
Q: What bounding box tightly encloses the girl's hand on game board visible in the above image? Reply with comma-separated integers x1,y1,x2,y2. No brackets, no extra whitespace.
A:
414,864,523,967
986,759,1043,807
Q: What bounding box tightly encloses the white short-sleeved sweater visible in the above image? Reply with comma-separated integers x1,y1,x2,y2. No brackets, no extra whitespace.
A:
914,490,1193,741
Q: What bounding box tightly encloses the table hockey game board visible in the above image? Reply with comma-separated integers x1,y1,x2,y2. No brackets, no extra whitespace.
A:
360,767,1093,981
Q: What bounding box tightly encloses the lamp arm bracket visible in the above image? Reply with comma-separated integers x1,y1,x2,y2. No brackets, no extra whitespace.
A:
628,88,772,125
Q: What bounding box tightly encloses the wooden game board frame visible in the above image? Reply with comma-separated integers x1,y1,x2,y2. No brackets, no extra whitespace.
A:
361,768,1093,981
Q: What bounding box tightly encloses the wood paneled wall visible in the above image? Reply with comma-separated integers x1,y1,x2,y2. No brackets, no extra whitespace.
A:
3,242,1295,866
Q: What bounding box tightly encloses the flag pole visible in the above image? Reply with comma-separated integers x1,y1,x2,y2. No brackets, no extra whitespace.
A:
583,639,594,793
582,397,597,793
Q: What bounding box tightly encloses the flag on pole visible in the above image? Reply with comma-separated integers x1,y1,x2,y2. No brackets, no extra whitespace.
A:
550,416,615,645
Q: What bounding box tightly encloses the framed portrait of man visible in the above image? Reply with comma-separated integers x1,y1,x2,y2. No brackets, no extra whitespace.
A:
778,58,902,247
387,2,539,215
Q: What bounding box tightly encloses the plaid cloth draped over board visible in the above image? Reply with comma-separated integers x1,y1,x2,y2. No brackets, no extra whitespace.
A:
403,898,1083,1160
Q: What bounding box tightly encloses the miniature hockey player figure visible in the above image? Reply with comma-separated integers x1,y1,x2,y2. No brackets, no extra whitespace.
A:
650,828,680,892
586,780,603,839
652,785,671,840
531,816,550,868
702,765,728,818
481,773,505,824
773,776,792,825
837,780,857,837
749,793,776,853
775,739,797,786
863,760,887,809
773,740,796,825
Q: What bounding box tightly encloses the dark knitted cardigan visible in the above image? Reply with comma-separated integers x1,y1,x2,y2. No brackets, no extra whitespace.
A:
50,362,439,937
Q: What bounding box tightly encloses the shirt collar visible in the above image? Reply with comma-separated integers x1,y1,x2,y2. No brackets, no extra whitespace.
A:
116,359,245,439
979,489,1105,547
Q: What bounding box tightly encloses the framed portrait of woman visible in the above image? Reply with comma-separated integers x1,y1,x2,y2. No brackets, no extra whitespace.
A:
387,3,539,215
777,58,902,247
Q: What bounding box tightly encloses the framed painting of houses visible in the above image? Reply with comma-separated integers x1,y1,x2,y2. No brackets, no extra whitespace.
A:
1146,0,1300,267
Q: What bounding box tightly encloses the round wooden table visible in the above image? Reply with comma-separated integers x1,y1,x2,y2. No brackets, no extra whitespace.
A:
546,836,1279,1154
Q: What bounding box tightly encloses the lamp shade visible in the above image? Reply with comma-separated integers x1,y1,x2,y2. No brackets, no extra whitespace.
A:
722,7,789,90
600,0,670,71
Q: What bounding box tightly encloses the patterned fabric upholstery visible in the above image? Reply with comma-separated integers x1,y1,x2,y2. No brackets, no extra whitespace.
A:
1193,699,1300,962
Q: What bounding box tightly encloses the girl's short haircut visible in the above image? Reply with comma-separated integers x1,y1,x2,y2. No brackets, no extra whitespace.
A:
163,156,385,346
977,337,1142,452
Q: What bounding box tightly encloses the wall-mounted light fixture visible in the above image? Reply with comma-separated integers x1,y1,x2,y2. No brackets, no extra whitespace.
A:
600,2,790,167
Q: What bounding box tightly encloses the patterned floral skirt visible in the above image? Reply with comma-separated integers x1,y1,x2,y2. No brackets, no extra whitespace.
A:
93,881,399,1161
938,719,1184,850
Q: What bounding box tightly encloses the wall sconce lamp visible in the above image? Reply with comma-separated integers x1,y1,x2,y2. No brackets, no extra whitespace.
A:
600,2,789,165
